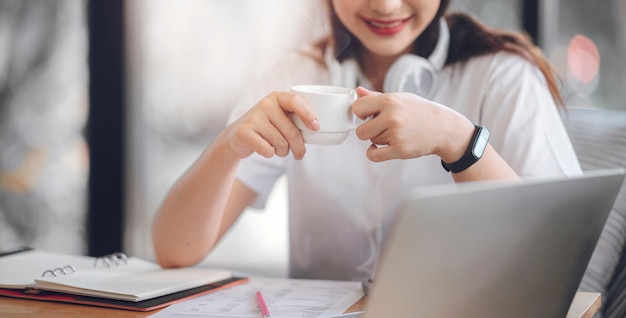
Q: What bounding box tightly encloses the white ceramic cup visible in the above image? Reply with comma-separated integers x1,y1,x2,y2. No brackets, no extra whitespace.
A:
290,84,358,145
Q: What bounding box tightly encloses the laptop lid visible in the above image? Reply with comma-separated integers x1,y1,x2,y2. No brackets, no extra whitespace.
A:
363,169,625,318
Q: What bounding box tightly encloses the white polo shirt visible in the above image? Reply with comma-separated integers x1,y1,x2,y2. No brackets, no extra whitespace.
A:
227,44,582,282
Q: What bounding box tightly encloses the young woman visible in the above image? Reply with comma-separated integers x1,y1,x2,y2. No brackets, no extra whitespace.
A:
152,0,581,281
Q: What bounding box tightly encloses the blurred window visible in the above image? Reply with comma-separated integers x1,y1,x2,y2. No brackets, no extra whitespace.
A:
543,0,626,110
125,1,326,273
451,0,522,32
0,0,88,254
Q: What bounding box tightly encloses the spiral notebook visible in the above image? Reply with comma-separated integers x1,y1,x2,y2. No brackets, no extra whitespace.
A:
0,247,247,311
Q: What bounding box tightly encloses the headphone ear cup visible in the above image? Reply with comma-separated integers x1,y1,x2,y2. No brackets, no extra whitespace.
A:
383,54,438,98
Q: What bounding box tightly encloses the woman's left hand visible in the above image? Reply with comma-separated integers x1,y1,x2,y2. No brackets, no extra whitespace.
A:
352,87,475,163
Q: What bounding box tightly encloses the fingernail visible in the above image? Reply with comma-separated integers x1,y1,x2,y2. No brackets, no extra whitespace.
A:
310,119,319,130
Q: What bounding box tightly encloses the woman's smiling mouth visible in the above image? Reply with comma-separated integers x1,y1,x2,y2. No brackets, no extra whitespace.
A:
362,16,414,36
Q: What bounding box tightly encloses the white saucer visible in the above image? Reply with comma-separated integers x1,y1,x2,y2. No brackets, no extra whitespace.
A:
302,131,349,145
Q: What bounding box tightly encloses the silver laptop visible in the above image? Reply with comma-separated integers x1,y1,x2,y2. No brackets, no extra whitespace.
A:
362,169,625,318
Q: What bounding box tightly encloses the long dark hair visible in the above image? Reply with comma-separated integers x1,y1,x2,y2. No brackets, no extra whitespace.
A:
327,0,564,105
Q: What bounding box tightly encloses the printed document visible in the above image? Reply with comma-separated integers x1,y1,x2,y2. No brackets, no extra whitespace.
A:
149,277,364,318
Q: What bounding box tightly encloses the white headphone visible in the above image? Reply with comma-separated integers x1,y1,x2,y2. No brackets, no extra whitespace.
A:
325,18,450,99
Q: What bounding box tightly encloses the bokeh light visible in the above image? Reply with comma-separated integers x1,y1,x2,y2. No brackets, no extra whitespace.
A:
567,34,600,84
550,34,602,99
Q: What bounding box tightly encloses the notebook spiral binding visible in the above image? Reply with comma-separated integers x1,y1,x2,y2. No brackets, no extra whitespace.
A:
39,252,128,277
94,252,128,268
41,265,77,277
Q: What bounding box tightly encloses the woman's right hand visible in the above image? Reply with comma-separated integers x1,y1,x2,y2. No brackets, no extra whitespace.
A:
222,91,320,160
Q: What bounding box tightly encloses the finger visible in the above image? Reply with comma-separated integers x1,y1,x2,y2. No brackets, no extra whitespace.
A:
269,111,307,159
356,122,387,142
237,128,276,158
356,86,381,98
275,92,320,131
355,111,389,141
255,123,292,157
369,133,390,147
365,143,395,162
352,90,384,120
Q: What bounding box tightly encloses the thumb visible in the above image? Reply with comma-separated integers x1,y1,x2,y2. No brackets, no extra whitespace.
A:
356,86,382,98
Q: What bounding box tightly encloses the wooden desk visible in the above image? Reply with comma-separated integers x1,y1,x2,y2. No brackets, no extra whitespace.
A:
0,291,601,317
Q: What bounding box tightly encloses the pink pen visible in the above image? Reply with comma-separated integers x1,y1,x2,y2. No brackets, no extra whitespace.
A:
256,291,272,318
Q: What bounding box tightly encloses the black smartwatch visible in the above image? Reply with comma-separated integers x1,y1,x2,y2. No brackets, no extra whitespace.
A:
441,125,490,173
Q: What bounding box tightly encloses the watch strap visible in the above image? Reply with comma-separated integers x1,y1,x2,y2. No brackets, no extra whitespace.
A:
441,125,489,173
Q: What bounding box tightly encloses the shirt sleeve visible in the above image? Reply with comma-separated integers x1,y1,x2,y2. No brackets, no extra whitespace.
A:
478,52,582,178
226,45,329,209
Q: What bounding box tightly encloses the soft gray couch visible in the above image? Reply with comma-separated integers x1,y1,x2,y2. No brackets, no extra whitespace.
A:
563,107,626,318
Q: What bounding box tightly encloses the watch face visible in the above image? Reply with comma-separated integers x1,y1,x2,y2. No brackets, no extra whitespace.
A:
472,127,490,159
